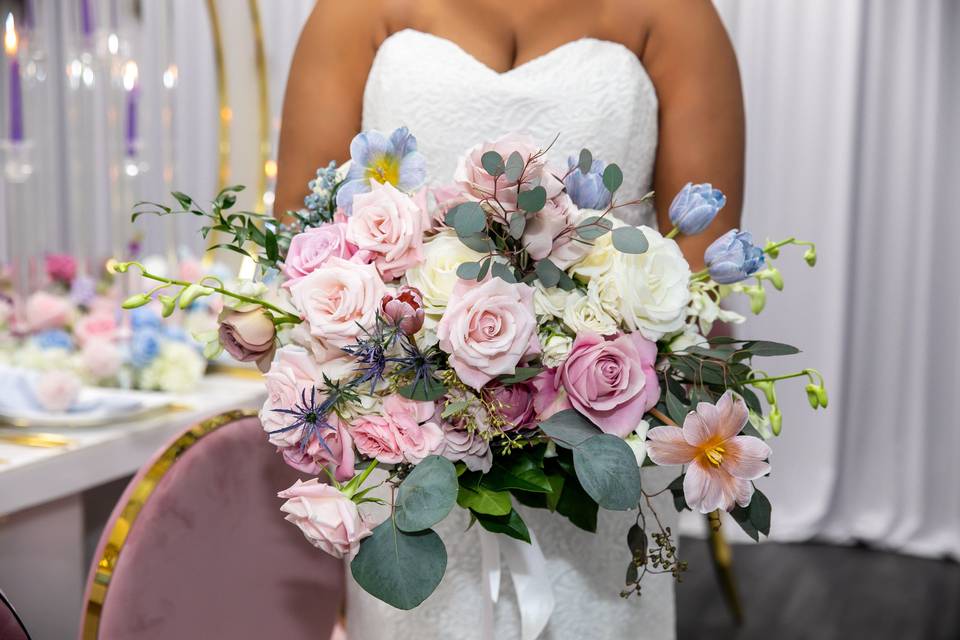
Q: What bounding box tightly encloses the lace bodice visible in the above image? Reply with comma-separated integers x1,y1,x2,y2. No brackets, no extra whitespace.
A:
362,29,660,226
349,30,674,640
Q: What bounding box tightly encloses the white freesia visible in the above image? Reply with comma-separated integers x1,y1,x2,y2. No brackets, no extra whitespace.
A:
561,290,620,336
540,333,573,368
688,280,745,335
610,226,691,341
625,420,651,467
403,231,485,323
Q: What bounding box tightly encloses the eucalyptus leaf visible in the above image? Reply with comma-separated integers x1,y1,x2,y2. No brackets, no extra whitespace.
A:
481,150,505,176
490,262,518,283
477,257,492,281
517,186,547,213
611,226,649,254
456,261,482,280
578,148,593,175
452,202,486,236
505,151,524,182
602,163,623,193
572,434,642,511
665,390,689,425
575,216,613,240
459,232,494,253
457,484,512,516
534,259,563,288
508,213,526,239
539,409,600,448
350,521,447,610
395,455,459,533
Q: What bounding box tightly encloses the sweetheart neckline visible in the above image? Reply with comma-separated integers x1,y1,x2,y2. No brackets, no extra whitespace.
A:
377,28,645,78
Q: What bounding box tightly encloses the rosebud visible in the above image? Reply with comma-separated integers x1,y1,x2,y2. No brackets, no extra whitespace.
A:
218,307,277,372
704,229,766,285
668,182,726,235
763,240,780,259
380,286,425,335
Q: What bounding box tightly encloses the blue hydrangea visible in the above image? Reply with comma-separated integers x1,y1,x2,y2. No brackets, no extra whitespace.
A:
564,156,612,210
335,127,426,214
130,329,161,368
704,229,766,284
129,307,162,332
33,329,74,351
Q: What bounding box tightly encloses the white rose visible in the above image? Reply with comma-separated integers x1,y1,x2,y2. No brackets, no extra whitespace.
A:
403,231,485,319
587,274,623,323
532,281,573,319
625,420,651,467
540,333,573,368
561,290,620,336
611,226,691,341
567,215,627,282
288,257,386,346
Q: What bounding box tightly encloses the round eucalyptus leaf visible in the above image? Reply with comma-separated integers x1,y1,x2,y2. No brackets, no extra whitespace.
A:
575,216,613,240
481,150,505,176
578,148,593,174
350,521,447,610
611,226,649,254
505,151,525,182
453,202,487,236
572,434,642,510
395,455,459,532
518,186,547,213
456,261,482,280
602,163,623,193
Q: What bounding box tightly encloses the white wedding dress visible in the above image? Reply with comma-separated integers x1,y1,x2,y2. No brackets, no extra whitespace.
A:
348,29,677,640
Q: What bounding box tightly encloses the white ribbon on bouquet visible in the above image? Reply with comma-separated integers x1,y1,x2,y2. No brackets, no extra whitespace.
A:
478,526,555,640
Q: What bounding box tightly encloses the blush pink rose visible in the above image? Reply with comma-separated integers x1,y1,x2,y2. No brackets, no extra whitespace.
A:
74,311,118,346
34,370,82,413
556,332,660,438
284,223,357,282
346,181,427,280
80,338,123,380
24,291,72,332
349,395,441,465
280,415,356,482
278,479,372,560
436,277,540,390
287,257,386,346
453,133,563,207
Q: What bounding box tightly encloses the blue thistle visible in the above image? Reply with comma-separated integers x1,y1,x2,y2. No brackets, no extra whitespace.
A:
269,386,335,455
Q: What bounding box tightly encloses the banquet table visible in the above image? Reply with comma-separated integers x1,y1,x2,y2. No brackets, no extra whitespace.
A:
0,373,266,640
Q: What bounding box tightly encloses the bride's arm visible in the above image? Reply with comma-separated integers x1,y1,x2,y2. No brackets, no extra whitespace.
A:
641,0,745,268
274,0,383,217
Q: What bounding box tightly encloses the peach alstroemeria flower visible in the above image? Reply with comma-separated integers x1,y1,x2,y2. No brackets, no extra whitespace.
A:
646,390,771,514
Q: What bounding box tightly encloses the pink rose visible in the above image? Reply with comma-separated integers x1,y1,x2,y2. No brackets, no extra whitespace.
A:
260,346,328,446
278,479,372,560
280,416,356,482
33,370,81,413
45,254,77,284
532,369,572,421
178,259,204,283
346,181,427,280
436,277,540,390
218,308,277,372
74,311,118,346
80,338,123,380
288,257,386,346
380,286,425,335
556,332,660,438
24,291,72,332
284,223,357,282
485,381,536,430
454,133,563,207
349,395,442,465
522,195,592,270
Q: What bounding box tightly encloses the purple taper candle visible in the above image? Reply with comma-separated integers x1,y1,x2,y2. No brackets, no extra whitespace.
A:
79,0,94,38
4,14,23,142
123,62,139,156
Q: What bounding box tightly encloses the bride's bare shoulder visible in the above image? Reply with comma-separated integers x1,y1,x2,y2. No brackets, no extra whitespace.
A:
298,0,423,46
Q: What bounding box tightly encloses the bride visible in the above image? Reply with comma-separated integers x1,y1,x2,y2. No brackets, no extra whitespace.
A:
275,1,745,638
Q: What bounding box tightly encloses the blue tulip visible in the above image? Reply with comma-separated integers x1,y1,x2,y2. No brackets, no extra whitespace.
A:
669,183,726,235
564,156,612,210
335,127,427,214
33,329,74,351
130,329,161,368
704,229,766,284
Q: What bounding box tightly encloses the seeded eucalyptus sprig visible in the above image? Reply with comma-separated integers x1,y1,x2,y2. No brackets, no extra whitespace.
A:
132,185,284,270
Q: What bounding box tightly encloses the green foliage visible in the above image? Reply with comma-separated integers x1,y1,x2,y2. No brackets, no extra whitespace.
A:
603,163,623,193
572,435,642,511
517,186,547,213
457,482,512,516
577,148,593,174
481,150,505,176
611,226,649,254
474,509,531,543
394,456,458,533
504,151,525,182
729,488,772,541
575,216,613,240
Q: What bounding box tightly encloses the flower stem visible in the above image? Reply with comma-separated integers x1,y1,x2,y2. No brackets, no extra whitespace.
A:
665,227,680,240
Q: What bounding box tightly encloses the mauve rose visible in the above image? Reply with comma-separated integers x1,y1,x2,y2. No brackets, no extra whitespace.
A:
485,381,536,430
288,257,386,346
346,181,427,281
278,479,372,560
218,308,277,372
557,332,660,438
380,286,425,335
532,369,572,421
349,395,441,465
436,392,493,472
436,277,540,390
453,133,563,207
520,194,589,269
74,311,118,346
25,291,72,332
284,223,357,282
45,254,77,284
280,416,356,482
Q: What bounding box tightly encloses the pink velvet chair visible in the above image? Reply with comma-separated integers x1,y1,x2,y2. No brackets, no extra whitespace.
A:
79,410,345,639
0,589,30,639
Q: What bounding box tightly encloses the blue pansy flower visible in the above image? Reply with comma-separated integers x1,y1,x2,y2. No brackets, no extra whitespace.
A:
130,329,161,368
564,156,612,210
669,183,726,235
129,307,162,331
33,329,74,351
704,229,766,284
335,127,427,214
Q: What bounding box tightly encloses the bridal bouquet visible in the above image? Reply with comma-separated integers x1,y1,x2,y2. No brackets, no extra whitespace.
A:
116,128,825,609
